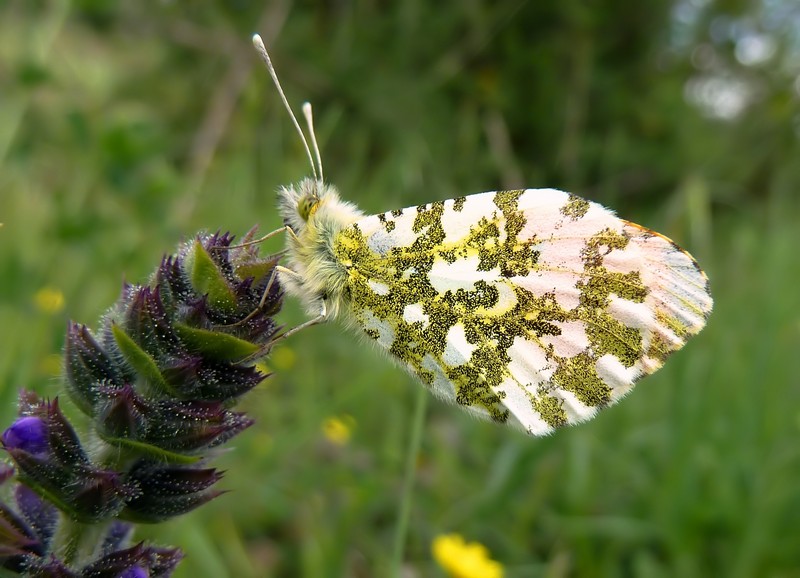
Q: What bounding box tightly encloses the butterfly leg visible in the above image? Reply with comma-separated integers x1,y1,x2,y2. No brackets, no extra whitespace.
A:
279,303,327,340
229,225,300,317
255,264,281,311
224,225,292,249
218,259,284,329
273,265,328,341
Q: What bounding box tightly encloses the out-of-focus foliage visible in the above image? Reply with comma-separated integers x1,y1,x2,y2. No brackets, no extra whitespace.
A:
1,0,798,577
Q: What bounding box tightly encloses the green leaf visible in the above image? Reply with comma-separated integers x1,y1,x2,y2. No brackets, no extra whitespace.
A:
95,434,201,465
186,239,237,313
173,322,260,362
234,258,278,287
111,324,175,396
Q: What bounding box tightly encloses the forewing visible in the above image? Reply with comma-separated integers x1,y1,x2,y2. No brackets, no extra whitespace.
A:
332,190,712,435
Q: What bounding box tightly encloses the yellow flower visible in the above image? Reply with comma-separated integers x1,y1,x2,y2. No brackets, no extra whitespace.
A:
34,287,65,314
321,415,355,446
432,533,503,578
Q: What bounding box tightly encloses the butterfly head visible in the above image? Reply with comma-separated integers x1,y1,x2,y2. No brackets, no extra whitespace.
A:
297,192,318,221
277,178,362,237
278,178,323,233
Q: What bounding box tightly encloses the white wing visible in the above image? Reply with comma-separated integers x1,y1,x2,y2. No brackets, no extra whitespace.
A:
332,189,712,435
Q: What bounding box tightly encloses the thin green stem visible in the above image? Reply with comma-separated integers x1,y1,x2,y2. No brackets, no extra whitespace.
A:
390,386,428,577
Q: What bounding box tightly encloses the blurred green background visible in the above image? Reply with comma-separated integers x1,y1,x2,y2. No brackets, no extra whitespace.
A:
2,0,799,576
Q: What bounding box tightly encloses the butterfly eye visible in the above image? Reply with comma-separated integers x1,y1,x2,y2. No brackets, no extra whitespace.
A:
298,196,318,221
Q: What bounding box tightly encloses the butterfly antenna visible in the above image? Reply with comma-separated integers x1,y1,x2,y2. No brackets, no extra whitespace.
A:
302,102,324,183
251,34,318,181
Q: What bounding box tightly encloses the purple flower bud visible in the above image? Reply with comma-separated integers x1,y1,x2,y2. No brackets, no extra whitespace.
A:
64,322,122,415
44,398,90,467
123,286,180,358
147,545,183,577
156,255,191,309
119,566,148,578
0,500,40,558
121,461,225,523
69,468,138,522
15,484,58,549
79,542,182,578
100,521,134,556
96,385,253,456
2,417,48,456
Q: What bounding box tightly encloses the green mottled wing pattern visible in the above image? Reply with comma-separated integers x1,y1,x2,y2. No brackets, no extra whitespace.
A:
332,189,712,435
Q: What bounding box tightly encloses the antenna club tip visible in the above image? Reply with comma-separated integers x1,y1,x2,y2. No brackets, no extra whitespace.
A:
252,34,265,49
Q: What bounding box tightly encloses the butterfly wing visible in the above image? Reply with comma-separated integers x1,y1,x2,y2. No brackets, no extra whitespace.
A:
332,189,712,435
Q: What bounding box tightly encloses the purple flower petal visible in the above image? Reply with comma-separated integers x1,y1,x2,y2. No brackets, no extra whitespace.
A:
2,417,48,456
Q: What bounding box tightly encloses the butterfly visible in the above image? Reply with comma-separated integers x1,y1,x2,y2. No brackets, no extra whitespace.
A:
252,35,712,436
